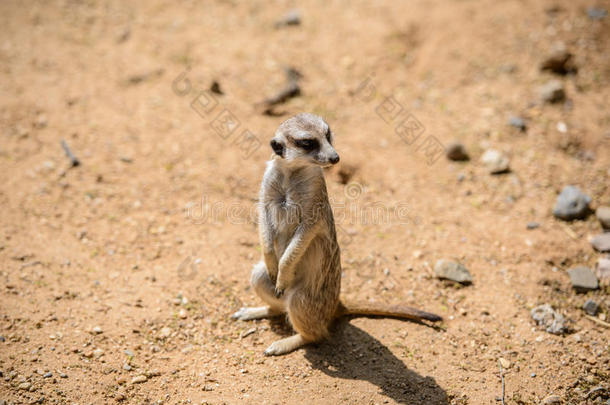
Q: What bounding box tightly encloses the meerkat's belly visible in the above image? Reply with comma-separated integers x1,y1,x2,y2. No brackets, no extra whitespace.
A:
268,199,299,256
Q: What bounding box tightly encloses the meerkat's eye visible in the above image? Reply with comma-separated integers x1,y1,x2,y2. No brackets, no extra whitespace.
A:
325,128,332,143
296,138,319,151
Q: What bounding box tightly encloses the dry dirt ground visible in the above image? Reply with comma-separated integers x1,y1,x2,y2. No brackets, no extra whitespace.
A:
1,0,609,404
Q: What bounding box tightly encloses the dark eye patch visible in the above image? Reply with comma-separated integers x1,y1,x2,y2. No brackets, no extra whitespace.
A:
325,127,332,143
295,138,319,151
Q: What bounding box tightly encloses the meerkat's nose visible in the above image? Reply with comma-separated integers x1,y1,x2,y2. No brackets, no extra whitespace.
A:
329,154,340,164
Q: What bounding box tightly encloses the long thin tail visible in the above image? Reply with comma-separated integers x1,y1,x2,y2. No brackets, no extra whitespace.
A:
337,300,442,322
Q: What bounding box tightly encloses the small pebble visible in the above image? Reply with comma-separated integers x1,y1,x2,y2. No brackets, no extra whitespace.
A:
590,233,610,252
540,80,565,103
275,9,301,28
499,358,511,369
480,149,510,174
43,372,52,379
540,45,576,75
91,326,103,335
59,373,67,378
159,327,172,339
131,375,147,384
508,116,526,131
596,206,610,229
595,256,610,282
434,260,473,284
587,6,607,20
582,299,599,316
18,382,32,390
526,222,540,230
178,309,188,319
123,363,132,371
552,185,591,220
446,142,469,161
93,348,105,359
567,266,598,292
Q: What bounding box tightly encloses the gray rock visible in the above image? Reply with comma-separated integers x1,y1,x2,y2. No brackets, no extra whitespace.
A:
480,149,510,174
531,304,567,335
540,80,566,103
43,372,52,379
587,7,607,20
583,299,599,316
446,142,469,161
591,233,610,252
526,222,540,230
567,266,598,292
596,206,610,229
508,116,526,131
434,260,472,284
275,9,301,27
552,185,591,220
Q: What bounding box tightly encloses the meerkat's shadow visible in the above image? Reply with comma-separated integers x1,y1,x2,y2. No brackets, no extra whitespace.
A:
303,320,449,405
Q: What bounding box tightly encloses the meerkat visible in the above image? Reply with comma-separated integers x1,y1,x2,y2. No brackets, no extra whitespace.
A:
232,113,441,356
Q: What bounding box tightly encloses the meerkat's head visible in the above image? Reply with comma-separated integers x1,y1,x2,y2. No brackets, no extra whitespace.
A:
270,113,340,167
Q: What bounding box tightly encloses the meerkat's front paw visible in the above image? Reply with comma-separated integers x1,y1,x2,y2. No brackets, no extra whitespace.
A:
274,287,284,298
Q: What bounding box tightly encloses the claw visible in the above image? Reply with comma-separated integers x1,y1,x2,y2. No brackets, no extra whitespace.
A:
274,287,284,298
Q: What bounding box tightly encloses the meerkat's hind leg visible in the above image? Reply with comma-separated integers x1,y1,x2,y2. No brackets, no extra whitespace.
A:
231,306,281,321
264,334,307,356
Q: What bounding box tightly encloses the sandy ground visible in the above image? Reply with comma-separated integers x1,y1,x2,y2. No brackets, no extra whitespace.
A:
1,0,609,404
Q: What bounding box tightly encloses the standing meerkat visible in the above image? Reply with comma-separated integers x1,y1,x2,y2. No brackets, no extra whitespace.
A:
232,113,441,356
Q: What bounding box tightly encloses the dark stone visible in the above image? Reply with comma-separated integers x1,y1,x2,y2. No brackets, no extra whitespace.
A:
582,299,599,316
446,142,469,161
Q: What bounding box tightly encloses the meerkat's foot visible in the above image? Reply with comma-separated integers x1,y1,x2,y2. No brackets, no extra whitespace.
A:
264,334,307,356
231,306,280,321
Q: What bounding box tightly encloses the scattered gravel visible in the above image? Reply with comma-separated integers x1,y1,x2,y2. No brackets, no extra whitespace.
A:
531,304,567,335
552,185,591,220
434,260,472,284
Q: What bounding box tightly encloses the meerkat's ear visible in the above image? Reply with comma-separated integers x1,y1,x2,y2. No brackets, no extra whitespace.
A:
270,139,284,157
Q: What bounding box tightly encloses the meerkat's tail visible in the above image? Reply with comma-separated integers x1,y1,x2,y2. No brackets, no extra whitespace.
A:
337,300,442,322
